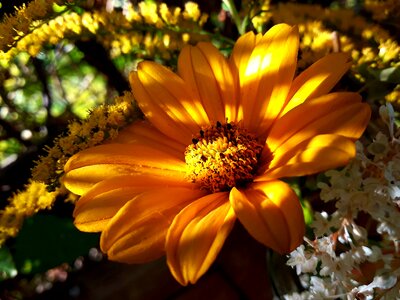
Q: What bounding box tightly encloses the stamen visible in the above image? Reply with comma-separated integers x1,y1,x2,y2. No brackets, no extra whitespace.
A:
185,122,264,192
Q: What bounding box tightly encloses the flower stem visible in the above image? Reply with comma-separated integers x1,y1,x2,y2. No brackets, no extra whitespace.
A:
222,0,247,35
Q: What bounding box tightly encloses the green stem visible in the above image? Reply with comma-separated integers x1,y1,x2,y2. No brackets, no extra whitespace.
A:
222,0,246,35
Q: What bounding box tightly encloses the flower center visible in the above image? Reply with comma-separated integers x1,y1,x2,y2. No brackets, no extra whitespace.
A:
184,121,264,192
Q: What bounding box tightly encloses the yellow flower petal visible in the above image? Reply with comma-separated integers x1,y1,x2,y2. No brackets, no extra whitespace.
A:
166,192,235,285
178,42,236,122
73,174,195,232
259,134,356,180
265,92,371,156
230,31,263,121
63,143,186,195
100,187,207,264
230,31,263,79
130,61,204,144
282,52,352,114
112,120,186,154
238,24,299,136
230,180,304,254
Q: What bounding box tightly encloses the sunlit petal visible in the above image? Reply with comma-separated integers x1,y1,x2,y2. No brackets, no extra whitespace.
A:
238,24,299,136
73,174,195,232
229,31,263,121
166,192,235,285
130,61,205,144
178,43,236,123
63,143,186,195
230,31,263,78
282,52,352,114
265,92,371,156
100,187,207,264
259,134,356,180
230,180,304,254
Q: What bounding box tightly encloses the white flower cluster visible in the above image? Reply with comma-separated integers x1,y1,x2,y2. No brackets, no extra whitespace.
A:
285,104,400,300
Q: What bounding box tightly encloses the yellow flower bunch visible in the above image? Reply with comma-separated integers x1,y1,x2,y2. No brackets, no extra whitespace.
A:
0,181,58,246
385,86,400,107
102,1,209,59
0,1,209,65
32,92,138,190
270,2,400,70
235,0,272,33
297,21,350,69
0,0,63,53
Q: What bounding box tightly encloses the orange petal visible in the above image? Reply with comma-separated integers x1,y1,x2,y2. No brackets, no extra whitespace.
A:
130,61,204,145
230,31,263,79
230,31,263,121
73,174,195,232
259,134,356,180
238,24,299,136
100,187,207,264
166,192,235,285
282,52,352,114
63,143,186,195
266,92,371,155
229,180,304,254
112,120,186,154
178,43,235,123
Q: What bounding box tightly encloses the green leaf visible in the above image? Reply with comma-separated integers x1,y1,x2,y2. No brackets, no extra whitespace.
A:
221,1,229,11
357,64,400,84
0,247,18,280
378,67,400,83
301,200,314,226
14,214,99,275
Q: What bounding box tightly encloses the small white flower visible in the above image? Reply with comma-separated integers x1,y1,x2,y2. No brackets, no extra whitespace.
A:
287,245,318,275
288,108,400,298
318,182,336,202
352,246,373,264
311,211,337,237
358,275,397,293
316,236,335,257
283,292,307,300
319,254,336,277
309,276,335,298
339,222,367,244
379,103,395,138
367,132,390,160
388,184,400,202
367,246,382,263
336,252,356,278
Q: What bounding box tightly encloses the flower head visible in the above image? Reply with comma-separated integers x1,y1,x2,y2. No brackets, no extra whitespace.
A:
63,24,370,285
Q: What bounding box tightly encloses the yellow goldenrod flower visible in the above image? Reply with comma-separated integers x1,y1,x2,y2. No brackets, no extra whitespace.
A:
249,0,272,33
182,2,201,22
32,92,137,189
385,85,400,107
269,2,400,71
0,0,62,52
63,24,371,285
1,2,208,65
139,1,161,27
0,181,58,245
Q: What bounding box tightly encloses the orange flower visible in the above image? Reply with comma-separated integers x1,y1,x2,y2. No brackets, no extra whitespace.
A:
63,24,371,285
